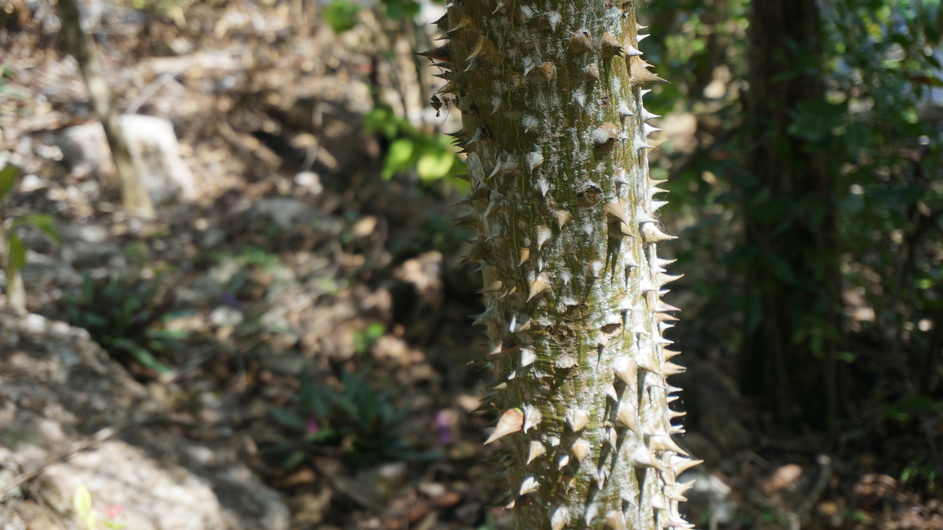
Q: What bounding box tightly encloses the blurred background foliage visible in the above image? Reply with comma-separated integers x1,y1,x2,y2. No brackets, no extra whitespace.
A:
644,0,943,477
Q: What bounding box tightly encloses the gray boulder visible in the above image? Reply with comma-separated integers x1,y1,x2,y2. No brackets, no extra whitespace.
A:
0,309,289,529
57,115,197,206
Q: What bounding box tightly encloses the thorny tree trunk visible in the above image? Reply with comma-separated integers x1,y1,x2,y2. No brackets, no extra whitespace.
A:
429,0,696,527
56,0,155,218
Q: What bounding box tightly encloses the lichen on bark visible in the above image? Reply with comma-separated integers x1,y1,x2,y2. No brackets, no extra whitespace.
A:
429,0,696,527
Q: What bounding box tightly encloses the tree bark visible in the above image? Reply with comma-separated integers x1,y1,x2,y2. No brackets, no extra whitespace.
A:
741,0,839,430
56,0,155,218
434,0,694,527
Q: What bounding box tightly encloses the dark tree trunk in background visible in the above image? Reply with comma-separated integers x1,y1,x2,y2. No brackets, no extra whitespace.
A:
741,0,839,431
434,0,695,527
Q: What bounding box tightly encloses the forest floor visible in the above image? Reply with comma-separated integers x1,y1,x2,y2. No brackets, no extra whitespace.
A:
1,1,941,529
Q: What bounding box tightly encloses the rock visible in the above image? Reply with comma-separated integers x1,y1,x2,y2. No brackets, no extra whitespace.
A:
251,197,313,230
56,115,197,206
0,308,290,529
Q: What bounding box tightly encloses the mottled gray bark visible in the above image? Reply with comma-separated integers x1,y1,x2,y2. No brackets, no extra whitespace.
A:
56,0,155,218
432,0,695,527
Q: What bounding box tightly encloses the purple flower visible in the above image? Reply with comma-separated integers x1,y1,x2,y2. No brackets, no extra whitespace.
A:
306,417,319,434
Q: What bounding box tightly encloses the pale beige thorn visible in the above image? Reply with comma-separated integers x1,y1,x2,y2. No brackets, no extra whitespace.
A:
605,510,626,530
504,499,516,509
519,475,540,495
584,503,599,526
491,96,504,115
523,403,542,432
484,408,523,444
571,437,592,463
650,493,667,511
657,273,684,287
640,106,661,120
655,256,677,268
634,138,655,151
585,63,601,81
536,225,552,251
666,491,688,503
625,44,643,56
610,220,634,238
670,456,702,475
596,464,610,488
445,16,473,33
605,199,629,224
569,30,593,52
550,507,569,530
641,222,677,244
605,383,619,402
527,440,547,464
657,301,682,313
519,247,530,266
525,151,544,172
654,335,674,345
660,362,686,376
605,427,618,448
670,424,686,435
466,37,496,61
491,0,505,13
656,312,679,322
666,394,680,404
566,408,591,432
557,454,570,468
527,273,551,302
631,445,666,471
636,206,656,224
637,33,650,42
650,434,688,455
668,408,686,420
613,355,636,384
677,479,697,494
478,280,503,294
643,123,661,137
629,58,666,84
546,11,562,31
652,200,669,211
555,210,573,229
520,347,536,367
615,403,638,431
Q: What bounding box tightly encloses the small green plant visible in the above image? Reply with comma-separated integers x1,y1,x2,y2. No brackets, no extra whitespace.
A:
63,271,186,377
353,322,386,354
0,164,60,311
365,106,465,185
73,484,127,530
268,367,428,469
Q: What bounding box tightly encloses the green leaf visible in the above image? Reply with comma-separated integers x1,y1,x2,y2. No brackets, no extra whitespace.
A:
323,0,360,33
8,233,26,273
383,0,420,19
270,407,308,431
12,213,60,243
281,450,306,469
111,338,174,375
73,483,93,516
0,164,19,202
383,138,416,179
416,148,456,181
